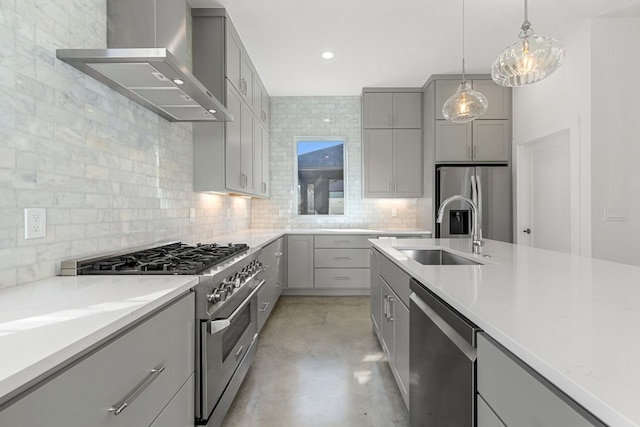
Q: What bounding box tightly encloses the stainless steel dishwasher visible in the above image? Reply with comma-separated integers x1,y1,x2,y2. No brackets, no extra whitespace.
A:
409,278,481,426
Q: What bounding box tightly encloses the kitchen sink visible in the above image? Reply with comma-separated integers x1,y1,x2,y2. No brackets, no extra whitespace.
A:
398,249,482,266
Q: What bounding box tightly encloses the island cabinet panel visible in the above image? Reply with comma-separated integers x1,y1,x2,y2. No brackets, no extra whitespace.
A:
477,394,505,427
370,248,382,336
379,273,409,408
0,293,195,427
379,254,410,307
149,374,195,427
477,333,605,427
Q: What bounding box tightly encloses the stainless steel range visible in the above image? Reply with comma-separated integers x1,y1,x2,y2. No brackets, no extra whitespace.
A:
61,241,267,427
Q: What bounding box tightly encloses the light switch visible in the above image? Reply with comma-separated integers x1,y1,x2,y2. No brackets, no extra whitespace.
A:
604,207,628,221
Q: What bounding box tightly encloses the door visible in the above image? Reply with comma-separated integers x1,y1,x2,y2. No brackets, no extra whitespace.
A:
253,117,263,196
394,129,422,197
225,87,243,192
393,92,422,128
363,129,393,196
436,166,474,238
363,92,393,128
518,129,573,253
286,235,314,288
473,120,510,162
225,28,242,93
477,166,512,243
435,121,472,162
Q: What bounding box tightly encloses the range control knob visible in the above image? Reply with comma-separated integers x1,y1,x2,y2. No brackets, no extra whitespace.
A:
207,288,226,303
222,280,234,295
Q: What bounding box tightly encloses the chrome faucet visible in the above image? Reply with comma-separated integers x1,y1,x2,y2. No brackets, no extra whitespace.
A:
436,195,484,254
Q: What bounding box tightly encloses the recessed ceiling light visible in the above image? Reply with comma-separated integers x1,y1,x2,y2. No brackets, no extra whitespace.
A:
208,109,217,114
321,51,334,60
173,78,185,85
323,118,331,122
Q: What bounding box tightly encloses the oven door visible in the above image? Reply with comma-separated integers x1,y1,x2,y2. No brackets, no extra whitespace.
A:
199,279,264,422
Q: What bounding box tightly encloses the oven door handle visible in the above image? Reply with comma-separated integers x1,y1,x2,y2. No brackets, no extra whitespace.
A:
209,279,267,335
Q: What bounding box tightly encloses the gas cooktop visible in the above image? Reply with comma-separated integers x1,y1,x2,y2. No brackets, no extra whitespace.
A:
60,242,249,276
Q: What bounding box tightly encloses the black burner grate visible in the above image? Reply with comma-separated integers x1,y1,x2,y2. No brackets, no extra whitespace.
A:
80,242,249,275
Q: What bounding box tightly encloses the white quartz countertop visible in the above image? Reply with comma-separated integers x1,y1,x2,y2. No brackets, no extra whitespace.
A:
0,275,197,405
371,238,640,427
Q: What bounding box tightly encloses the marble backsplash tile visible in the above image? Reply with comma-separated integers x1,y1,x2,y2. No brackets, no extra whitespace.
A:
251,96,419,229
0,1,251,289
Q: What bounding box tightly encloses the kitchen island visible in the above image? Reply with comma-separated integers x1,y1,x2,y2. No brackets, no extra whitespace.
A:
371,237,640,427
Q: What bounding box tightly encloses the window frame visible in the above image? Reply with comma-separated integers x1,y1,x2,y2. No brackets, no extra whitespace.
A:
293,136,347,217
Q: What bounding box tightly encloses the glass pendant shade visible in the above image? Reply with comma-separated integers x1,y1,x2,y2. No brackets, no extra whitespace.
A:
442,0,488,123
442,81,488,123
492,11,565,87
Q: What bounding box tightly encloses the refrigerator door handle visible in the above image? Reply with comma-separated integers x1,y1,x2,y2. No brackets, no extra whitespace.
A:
471,174,483,241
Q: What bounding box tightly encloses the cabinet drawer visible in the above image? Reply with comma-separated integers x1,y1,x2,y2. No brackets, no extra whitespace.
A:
314,268,370,288
314,248,370,268
477,333,604,427
0,293,195,427
379,255,410,306
477,393,505,427
314,235,373,248
150,374,194,427
259,238,285,282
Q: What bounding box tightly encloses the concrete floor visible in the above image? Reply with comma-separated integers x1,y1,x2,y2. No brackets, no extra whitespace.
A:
222,296,410,427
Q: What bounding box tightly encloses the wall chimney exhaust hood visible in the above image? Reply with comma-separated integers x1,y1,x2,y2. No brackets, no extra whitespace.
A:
56,0,233,122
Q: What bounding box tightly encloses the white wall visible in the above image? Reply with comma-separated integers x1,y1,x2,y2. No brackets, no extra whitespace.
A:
251,96,419,229
590,17,640,264
0,1,251,288
513,15,640,265
512,20,593,258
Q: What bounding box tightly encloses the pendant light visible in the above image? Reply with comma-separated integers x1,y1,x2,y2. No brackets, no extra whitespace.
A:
442,0,488,123
491,0,565,87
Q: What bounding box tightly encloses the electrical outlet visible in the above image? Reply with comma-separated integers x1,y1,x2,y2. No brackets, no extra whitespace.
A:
25,208,46,239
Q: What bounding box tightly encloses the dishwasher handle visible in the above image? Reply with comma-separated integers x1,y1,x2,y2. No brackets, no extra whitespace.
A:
410,292,477,362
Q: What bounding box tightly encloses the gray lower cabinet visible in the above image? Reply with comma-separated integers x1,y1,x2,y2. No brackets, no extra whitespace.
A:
286,235,314,289
257,237,285,332
369,248,381,335
150,374,195,427
477,333,605,427
375,254,410,409
0,293,195,427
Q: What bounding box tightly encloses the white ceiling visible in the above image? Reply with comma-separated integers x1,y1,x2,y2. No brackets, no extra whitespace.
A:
188,0,640,96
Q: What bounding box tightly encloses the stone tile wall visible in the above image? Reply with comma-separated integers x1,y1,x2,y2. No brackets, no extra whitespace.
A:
0,1,250,288
251,96,418,229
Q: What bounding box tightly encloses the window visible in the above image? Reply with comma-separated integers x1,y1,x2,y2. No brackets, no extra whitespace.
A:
295,137,346,216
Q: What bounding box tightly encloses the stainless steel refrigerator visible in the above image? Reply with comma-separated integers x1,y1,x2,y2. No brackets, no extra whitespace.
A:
435,166,512,243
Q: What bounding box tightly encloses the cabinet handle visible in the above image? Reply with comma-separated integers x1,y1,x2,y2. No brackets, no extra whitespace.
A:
108,366,165,416
235,345,245,360
259,301,270,312
387,296,395,321
275,252,284,257
276,280,282,287
474,145,478,159
262,182,267,193
333,276,351,280
383,294,389,320
334,256,352,261
388,182,392,192
468,146,472,159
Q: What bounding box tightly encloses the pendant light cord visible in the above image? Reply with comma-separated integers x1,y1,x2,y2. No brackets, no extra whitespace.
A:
524,0,528,22
461,0,466,82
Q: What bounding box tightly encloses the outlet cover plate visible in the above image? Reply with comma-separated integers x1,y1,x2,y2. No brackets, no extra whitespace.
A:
25,208,46,239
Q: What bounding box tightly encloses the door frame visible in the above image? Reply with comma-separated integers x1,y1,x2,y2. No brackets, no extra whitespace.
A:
514,120,582,255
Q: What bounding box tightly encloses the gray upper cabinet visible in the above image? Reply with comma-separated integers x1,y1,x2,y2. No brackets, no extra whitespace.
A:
363,128,422,197
362,88,423,198
363,92,421,129
191,8,270,197
428,76,511,164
